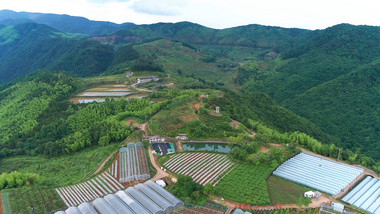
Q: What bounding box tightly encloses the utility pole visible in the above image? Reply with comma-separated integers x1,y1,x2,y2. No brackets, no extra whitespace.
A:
338,148,341,160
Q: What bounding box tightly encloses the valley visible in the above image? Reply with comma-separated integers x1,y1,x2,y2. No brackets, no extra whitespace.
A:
0,9,379,214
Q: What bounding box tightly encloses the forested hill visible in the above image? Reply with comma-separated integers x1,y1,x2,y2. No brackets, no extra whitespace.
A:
0,9,134,36
0,23,115,84
97,22,316,49
241,24,380,160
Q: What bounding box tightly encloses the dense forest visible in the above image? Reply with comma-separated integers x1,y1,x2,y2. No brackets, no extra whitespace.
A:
0,71,164,158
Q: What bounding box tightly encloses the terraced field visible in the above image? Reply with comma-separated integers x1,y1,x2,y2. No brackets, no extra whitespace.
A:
163,152,236,186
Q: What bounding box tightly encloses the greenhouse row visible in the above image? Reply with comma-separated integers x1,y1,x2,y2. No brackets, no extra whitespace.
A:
119,142,150,183
342,176,380,214
273,152,363,195
54,180,184,214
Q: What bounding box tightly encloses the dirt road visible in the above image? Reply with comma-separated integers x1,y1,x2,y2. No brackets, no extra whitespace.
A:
148,147,169,181
93,151,116,175
176,140,183,152
141,122,148,136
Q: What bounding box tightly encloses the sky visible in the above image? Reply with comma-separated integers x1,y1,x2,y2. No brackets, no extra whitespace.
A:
1,0,380,30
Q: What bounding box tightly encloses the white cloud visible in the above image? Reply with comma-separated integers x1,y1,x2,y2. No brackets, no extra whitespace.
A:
130,0,188,16
0,0,380,29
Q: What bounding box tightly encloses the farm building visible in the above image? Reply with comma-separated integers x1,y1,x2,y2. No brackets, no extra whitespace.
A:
54,182,184,214
342,176,380,214
137,76,159,84
155,179,167,188
152,143,174,155
304,191,315,198
273,152,364,195
119,142,150,182
175,134,188,140
146,136,166,143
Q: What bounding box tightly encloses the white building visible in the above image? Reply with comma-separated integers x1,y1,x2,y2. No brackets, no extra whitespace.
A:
156,179,166,188
137,77,159,84
175,134,188,140
304,191,315,198
146,136,165,143
215,106,220,113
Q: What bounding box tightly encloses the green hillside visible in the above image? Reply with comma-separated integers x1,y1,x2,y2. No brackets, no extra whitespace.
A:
285,61,380,160
241,24,380,159
0,9,135,36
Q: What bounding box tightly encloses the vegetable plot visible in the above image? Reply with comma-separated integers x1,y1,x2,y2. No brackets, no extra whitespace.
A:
215,164,274,205
163,152,235,186
56,172,124,207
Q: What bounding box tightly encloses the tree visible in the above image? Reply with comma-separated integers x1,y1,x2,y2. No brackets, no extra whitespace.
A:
98,135,111,146
203,183,215,195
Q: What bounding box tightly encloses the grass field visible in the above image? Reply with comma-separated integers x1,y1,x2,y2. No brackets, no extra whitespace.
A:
267,175,312,205
215,164,275,205
0,144,118,187
4,187,66,214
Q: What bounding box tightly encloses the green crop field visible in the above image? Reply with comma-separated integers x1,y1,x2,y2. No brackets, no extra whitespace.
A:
0,144,118,187
267,175,312,205
215,164,275,205
4,187,66,214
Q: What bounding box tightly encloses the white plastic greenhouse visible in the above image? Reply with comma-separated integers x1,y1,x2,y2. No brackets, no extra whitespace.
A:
54,179,184,214
273,152,363,195
119,143,150,183
342,176,380,214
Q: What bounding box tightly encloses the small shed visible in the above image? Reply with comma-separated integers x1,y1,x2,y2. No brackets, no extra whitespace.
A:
215,106,220,113
304,191,315,198
156,179,166,188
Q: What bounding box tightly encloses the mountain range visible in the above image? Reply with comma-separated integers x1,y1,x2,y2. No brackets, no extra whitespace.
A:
0,9,378,161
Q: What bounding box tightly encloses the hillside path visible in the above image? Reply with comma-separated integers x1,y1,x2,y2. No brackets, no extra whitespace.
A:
93,151,116,175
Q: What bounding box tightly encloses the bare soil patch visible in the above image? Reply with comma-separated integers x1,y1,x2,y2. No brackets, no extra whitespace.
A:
261,145,270,153
229,120,240,129
125,119,136,126
179,114,198,122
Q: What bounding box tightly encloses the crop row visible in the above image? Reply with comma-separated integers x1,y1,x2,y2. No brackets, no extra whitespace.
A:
164,152,235,186
56,172,124,207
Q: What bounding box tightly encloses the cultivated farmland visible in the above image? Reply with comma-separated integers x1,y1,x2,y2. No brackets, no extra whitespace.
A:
215,164,274,205
119,142,150,183
163,152,236,186
55,171,124,207
70,83,147,104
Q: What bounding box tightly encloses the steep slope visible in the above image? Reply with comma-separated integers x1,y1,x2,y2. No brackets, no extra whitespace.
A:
242,24,380,159
285,61,380,160
245,24,380,102
0,23,115,83
0,9,134,36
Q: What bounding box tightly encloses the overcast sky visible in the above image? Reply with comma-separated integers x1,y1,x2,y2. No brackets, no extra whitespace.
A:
1,0,380,30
